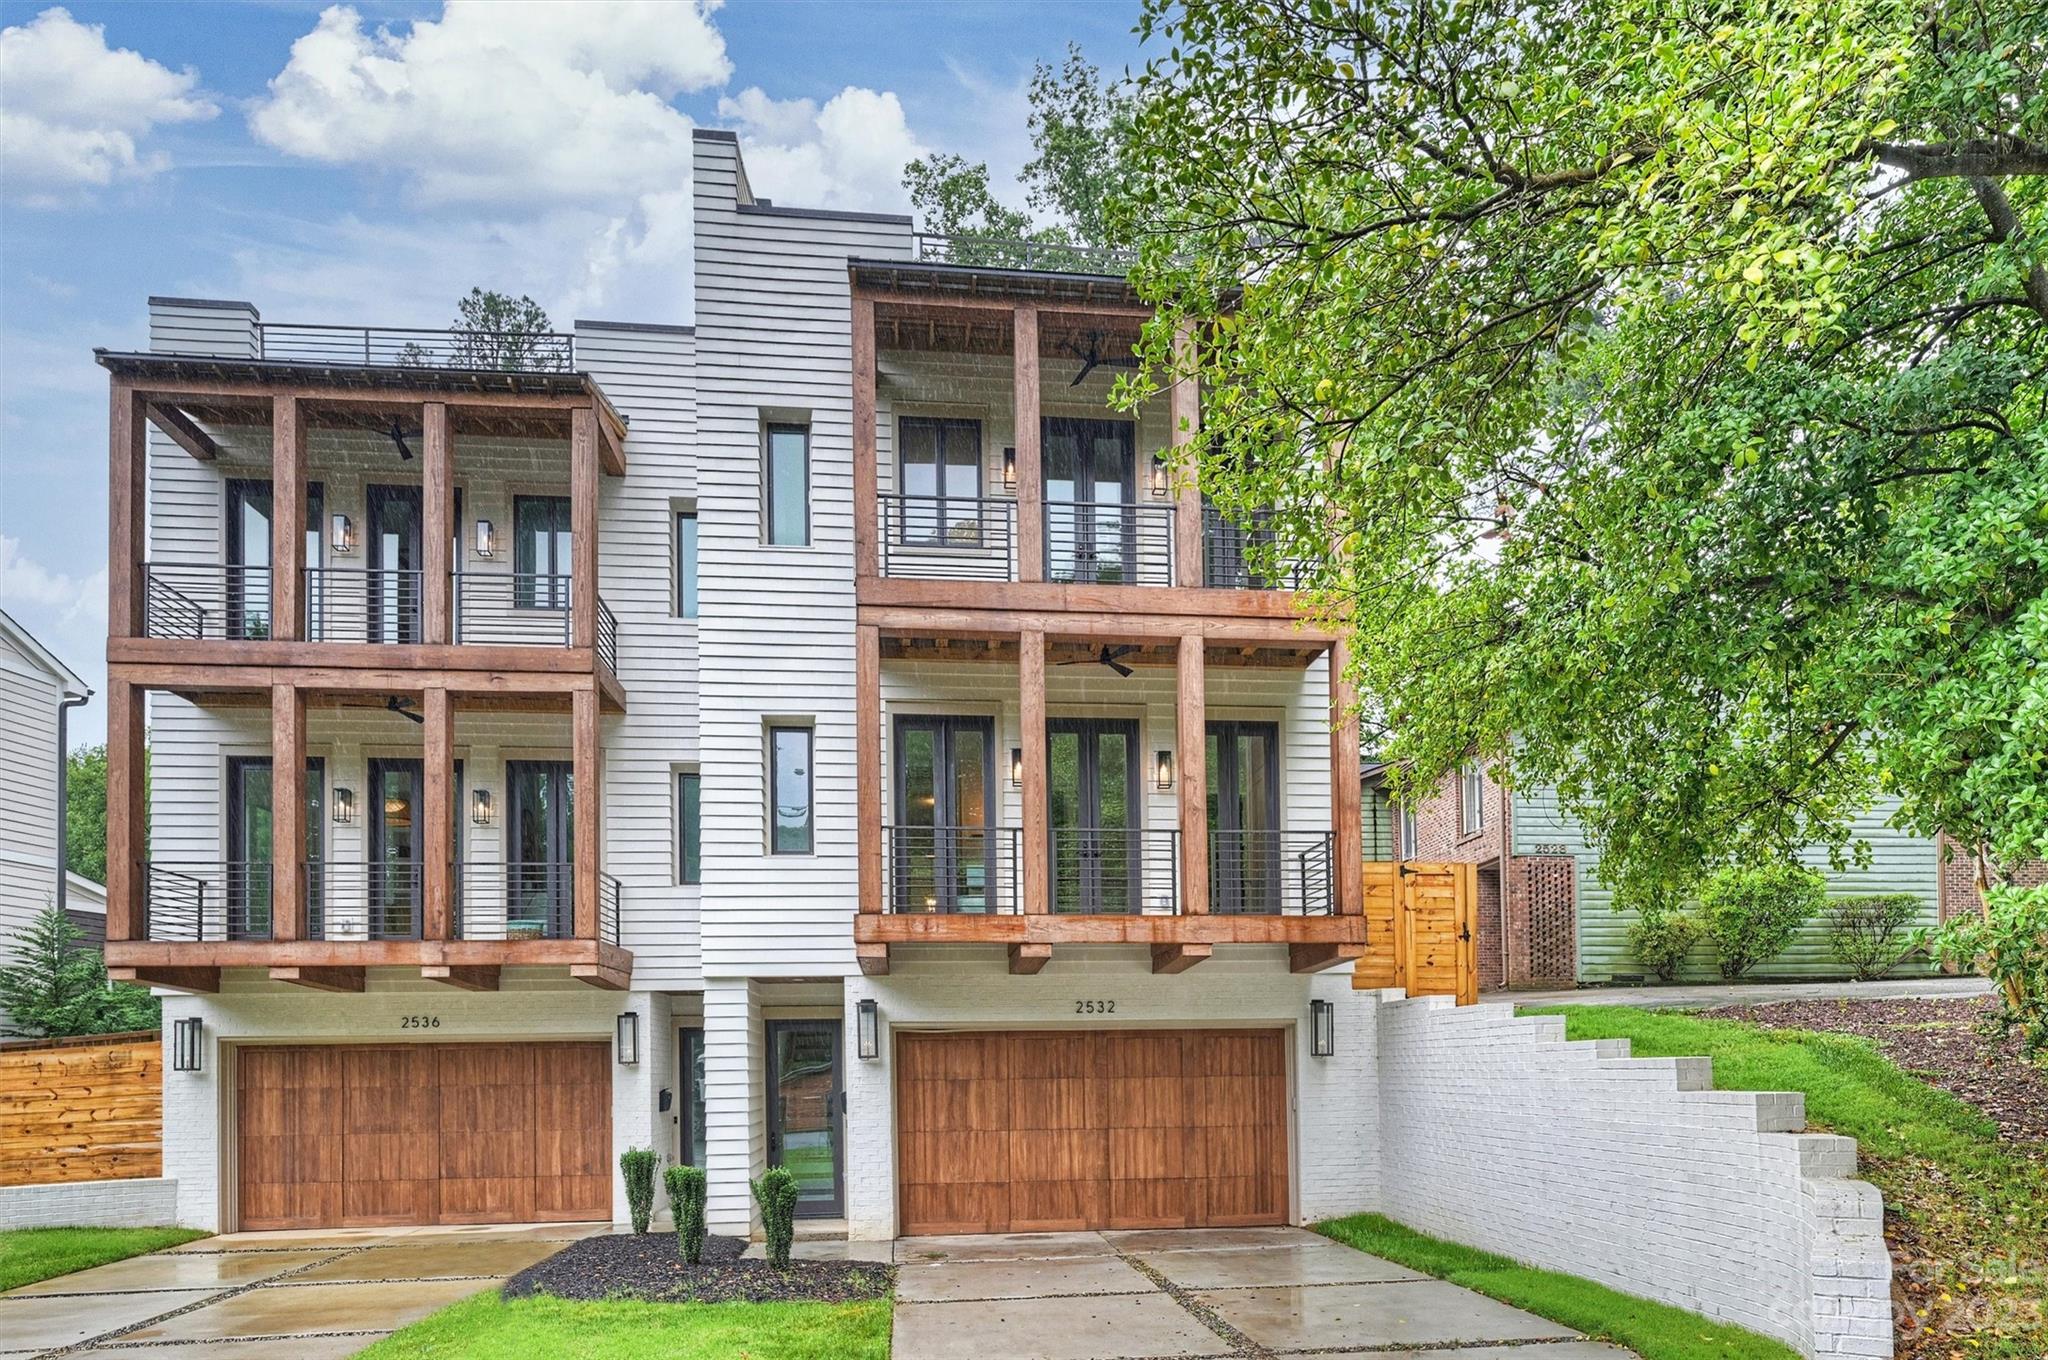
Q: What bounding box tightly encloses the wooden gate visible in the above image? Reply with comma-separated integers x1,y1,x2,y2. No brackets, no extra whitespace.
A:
0,1031,162,1186
1353,861,1479,1004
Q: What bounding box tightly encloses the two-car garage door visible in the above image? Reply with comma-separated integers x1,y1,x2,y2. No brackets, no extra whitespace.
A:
896,1029,1289,1236
237,1042,610,1230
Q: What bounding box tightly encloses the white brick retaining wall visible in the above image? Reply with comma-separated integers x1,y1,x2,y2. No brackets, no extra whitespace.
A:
1373,994,1891,1360
0,1177,179,1230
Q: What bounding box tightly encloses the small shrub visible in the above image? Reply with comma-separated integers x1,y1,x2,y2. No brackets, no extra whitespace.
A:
1928,882,2048,1057
1626,911,1702,982
752,1166,800,1268
1825,894,1921,980
1698,861,1827,979
665,1163,708,1263
619,1147,658,1234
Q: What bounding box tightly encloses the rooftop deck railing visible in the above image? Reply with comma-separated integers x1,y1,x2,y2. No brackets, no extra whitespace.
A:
912,233,1136,276
257,323,576,373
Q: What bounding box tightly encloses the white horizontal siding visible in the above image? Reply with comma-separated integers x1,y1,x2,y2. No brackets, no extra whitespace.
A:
0,645,64,980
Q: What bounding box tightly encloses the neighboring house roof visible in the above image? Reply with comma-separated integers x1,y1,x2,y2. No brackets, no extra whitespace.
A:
65,874,106,914
0,607,90,700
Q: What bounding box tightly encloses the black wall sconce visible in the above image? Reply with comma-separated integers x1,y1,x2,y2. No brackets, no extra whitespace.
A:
1002,446,1017,491
1010,747,1024,788
1154,749,1174,791
1309,998,1335,1058
857,998,880,1060
172,1016,204,1072
1149,452,1170,498
475,519,496,558
331,513,356,554
332,787,355,824
471,788,494,826
616,1011,640,1066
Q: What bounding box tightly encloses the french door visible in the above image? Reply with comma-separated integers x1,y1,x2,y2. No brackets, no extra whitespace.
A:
365,485,423,643
1043,419,1136,583
367,757,424,938
892,716,996,913
225,755,324,940
766,1020,843,1218
1047,717,1141,914
226,479,322,640
1207,721,1281,914
507,759,574,938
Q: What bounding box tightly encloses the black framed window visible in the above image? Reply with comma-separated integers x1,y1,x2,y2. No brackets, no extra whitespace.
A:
225,479,322,640
514,495,571,609
898,417,982,545
678,770,701,884
1461,762,1485,836
769,724,813,854
765,423,809,546
676,511,698,619
678,1026,706,1167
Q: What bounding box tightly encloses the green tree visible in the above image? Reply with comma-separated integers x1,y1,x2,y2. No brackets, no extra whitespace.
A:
409,289,556,370
1120,1,2046,1030
0,905,159,1038
64,743,146,885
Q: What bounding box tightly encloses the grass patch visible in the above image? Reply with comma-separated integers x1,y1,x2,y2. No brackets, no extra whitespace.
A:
0,1226,211,1292
1316,1213,1799,1360
356,1289,892,1360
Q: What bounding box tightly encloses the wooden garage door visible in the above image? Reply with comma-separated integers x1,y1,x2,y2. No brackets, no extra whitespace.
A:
238,1042,609,1230
896,1030,1288,1236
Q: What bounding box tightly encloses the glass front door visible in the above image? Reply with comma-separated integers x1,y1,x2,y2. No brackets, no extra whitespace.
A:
1044,419,1136,583
893,715,995,913
226,755,324,939
226,480,322,639
766,1020,842,1217
507,759,574,938
366,485,423,643
1047,717,1140,914
367,757,423,938
1207,721,1281,914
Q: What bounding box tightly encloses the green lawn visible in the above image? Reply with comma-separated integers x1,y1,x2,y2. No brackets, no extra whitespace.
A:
357,1290,892,1360
1316,1214,1799,1360
0,1226,211,1292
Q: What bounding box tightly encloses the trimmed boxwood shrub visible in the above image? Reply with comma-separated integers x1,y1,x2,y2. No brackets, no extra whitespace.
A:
619,1147,658,1234
1627,911,1703,982
665,1163,708,1263
752,1166,800,1268
1825,893,1921,980
1699,862,1827,979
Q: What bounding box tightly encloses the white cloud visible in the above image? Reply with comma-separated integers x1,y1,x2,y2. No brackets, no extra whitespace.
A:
716,86,925,213
0,6,217,203
248,1,730,206
0,534,104,626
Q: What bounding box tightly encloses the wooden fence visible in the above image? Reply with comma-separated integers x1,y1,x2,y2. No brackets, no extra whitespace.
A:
0,1031,163,1187
1353,860,1480,1005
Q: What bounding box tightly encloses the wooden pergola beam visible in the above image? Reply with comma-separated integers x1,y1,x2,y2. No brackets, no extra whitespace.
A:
422,965,500,991
270,965,365,992
108,965,219,994
1151,942,1211,974
147,402,220,461
1008,943,1052,975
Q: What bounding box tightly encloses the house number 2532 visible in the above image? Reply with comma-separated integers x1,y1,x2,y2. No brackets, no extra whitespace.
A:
399,1015,441,1030
1074,1000,1116,1015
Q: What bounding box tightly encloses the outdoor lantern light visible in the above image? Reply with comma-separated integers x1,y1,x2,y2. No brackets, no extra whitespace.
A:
1010,747,1024,788
332,787,355,824
471,788,494,826
331,513,356,554
474,519,495,558
1309,998,1335,1059
857,998,880,1060
1149,452,1170,498
1002,446,1018,491
1155,749,1175,791
172,1016,203,1073
616,1011,641,1066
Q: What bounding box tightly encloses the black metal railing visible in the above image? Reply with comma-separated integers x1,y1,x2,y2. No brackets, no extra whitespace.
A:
452,571,570,646
258,323,575,373
143,862,273,941
599,872,621,946
453,860,576,940
1208,830,1334,915
596,598,619,674
879,495,1017,580
883,825,1021,914
305,860,423,940
1203,508,1301,590
141,563,272,640
304,566,424,643
912,233,1135,276
1045,500,1176,586
1049,827,1181,915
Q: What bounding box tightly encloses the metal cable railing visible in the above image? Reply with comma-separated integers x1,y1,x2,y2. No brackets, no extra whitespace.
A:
258,323,575,373
879,495,1016,580
303,566,424,644
1203,507,1303,590
599,872,621,946
143,862,273,941
596,598,619,673
141,563,270,640
451,571,571,646
883,825,1021,914
1049,828,1181,915
912,233,1134,275
1208,830,1335,915
1044,501,1176,587
305,861,423,940
453,860,576,940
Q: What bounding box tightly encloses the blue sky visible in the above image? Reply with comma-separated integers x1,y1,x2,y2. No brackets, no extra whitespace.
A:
0,0,1147,743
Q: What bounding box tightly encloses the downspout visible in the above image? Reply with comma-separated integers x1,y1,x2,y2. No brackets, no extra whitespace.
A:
55,690,92,912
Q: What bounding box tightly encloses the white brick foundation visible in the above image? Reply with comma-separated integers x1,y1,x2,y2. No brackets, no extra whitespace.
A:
0,1177,179,1230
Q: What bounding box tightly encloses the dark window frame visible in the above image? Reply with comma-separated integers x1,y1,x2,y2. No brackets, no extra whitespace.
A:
764,423,811,547
514,493,572,610
768,723,814,855
896,416,984,547
677,1026,707,1167
675,510,699,619
678,769,702,884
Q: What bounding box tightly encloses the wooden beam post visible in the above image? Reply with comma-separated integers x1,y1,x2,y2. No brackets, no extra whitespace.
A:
422,964,499,991
570,406,598,651
1171,322,1202,588
1013,307,1043,582
105,679,145,942
852,295,878,580
109,384,146,640
148,402,220,462
1008,943,1052,975
572,685,601,940
270,965,365,993
1176,633,1209,915
270,684,306,943
1151,942,1211,974
1019,628,1048,913
856,623,882,914
1330,641,1363,916
270,395,305,642
421,402,453,645
422,686,453,940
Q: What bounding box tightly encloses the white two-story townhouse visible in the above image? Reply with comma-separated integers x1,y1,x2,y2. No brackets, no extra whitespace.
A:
99,129,1380,1240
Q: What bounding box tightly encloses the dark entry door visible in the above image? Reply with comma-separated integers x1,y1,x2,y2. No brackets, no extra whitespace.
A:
893,715,996,913
226,480,323,640
507,759,574,938
226,755,324,940
1043,419,1136,583
1207,721,1281,914
366,485,423,643
766,1020,843,1217
367,757,423,939
1048,717,1141,914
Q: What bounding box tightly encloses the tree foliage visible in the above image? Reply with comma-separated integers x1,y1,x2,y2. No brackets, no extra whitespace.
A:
64,743,146,885
0,906,159,1038
446,288,555,370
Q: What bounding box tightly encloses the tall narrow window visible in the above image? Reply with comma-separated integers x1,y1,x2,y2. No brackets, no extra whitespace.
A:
1461,762,1485,837
765,424,809,546
768,724,813,854
514,495,571,609
677,1027,707,1167
675,511,699,619
1399,806,1418,860
898,417,982,545
678,770,702,884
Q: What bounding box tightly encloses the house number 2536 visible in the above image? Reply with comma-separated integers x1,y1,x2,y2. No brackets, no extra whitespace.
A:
1074,1000,1116,1015
399,1015,441,1030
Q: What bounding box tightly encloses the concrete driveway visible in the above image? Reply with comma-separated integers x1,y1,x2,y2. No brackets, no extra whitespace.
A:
0,1222,602,1359
891,1226,1638,1360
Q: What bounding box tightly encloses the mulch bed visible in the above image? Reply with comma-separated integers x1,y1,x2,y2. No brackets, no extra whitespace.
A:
503,1231,895,1305
1697,995,2048,1142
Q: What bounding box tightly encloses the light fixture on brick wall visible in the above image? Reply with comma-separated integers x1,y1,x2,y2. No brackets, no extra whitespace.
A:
172,1016,203,1072
857,998,879,1060
1309,999,1334,1058
332,787,355,824
616,1011,640,1066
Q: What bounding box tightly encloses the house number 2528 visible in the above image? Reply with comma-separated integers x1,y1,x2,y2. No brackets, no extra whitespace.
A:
399,1015,441,1030
1074,1000,1116,1015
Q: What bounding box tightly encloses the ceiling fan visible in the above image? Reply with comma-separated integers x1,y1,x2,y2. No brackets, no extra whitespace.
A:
384,417,418,461
1064,332,1140,387
385,695,424,725
1058,644,1139,678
